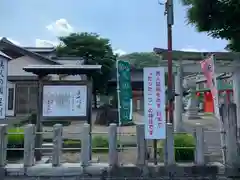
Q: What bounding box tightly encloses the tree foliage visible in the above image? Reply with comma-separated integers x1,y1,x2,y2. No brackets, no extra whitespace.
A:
181,0,240,51
119,52,160,68
56,33,116,96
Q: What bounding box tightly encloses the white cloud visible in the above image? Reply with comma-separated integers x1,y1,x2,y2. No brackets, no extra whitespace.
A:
46,19,74,36
180,47,207,52
35,18,74,47
0,37,21,46
113,49,126,56
35,39,58,47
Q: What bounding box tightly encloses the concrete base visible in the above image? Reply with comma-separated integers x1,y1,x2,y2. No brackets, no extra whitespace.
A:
4,163,221,177
36,157,51,164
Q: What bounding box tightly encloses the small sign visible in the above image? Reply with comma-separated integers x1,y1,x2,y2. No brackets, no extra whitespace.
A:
0,57,8,119
42,85,87,117
144,67,166,139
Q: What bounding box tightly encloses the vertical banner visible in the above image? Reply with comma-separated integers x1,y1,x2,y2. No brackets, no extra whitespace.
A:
144,67,166,139
116,60,133,125
200,55,220,119
0,57,8,119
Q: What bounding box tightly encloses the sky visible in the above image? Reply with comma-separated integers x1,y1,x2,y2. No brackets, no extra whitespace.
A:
0,0,228,55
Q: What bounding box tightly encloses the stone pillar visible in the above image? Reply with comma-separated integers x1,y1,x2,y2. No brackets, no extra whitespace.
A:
185,80,200,119
232,69,240,130
136,99,141,111
174,63,183,131
108,123,118,166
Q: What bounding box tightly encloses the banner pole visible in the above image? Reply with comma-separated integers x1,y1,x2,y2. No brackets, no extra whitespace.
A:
116,60,122,164
116,60,121,126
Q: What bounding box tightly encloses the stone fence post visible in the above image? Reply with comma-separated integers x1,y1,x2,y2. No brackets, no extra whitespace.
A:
81,123,91,166
194,125,204,165
164,123,175,165
24,124,36,167
108,123,118,166
222,103,240,166
136,123,146,166
52,124,63,167
0,124,7,167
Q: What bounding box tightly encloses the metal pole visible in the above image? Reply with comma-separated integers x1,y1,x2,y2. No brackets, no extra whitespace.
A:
116,60,121,126
166,0,174,124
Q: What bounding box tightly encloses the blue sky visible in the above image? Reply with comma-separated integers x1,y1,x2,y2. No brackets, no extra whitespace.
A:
0,0,227,54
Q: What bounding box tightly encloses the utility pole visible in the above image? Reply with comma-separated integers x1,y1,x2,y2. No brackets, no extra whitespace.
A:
165,0,174,124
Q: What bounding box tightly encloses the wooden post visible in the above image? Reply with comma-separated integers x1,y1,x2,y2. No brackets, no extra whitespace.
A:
81,123,90,166
108,123,118,166
24,124,36,167
87,77,93,160
35,76,44,161
194,125,205,165
52,124,63,167
136,123,146,165
0,124,7,167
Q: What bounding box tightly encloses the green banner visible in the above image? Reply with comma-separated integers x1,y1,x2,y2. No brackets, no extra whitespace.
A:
117,60,133,125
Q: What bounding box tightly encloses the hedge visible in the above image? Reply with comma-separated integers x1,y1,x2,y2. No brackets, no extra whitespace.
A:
157,133,195,162
7,128,24,159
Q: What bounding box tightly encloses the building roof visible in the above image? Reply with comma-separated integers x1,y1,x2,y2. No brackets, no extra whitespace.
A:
23,64,102,76
153,48,240,61
24,47,56,53
0,51,12,60
0,38,60,65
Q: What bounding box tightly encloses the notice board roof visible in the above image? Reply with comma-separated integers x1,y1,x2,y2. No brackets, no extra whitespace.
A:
23,64,102,76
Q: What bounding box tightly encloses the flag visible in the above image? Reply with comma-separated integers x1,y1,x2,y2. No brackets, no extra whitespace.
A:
200,55,220,119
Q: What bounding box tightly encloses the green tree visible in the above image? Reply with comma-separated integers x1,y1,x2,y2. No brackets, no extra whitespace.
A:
119,52,170,84
56,33,116,108
181,0,240,51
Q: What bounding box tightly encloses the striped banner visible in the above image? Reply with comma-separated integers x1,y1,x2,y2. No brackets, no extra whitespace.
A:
200,55,220,119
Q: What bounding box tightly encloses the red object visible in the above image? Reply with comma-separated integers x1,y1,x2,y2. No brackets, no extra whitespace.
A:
201,90,233,113
196,92,200,96
204,92,214,113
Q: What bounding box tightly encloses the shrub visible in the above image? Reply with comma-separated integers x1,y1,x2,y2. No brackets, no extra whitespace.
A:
51,136,110,153
63,139,81,149
7,128,24,159
92,136,109,153
174,133,195,162
158,133,195,162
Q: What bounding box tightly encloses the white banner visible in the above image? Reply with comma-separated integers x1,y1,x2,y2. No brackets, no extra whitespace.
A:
144,67,166,139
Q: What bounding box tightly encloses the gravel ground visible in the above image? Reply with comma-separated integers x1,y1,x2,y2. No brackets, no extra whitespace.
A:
48,148,139,164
